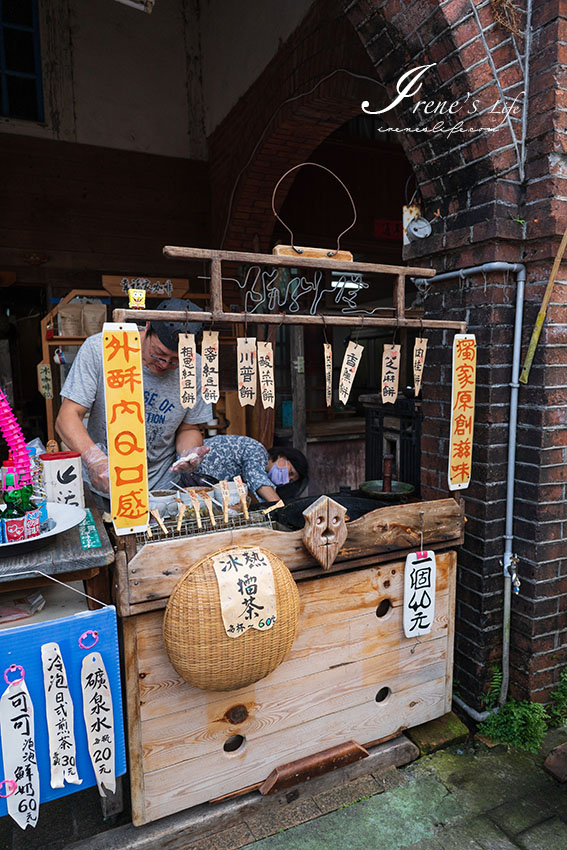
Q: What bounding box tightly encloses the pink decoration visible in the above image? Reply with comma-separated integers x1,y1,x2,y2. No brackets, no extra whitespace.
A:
0,389,32,485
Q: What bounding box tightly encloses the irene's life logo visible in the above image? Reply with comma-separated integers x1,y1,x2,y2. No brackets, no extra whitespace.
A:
361,63,522,136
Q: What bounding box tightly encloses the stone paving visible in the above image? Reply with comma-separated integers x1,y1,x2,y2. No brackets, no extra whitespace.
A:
180,731,567,850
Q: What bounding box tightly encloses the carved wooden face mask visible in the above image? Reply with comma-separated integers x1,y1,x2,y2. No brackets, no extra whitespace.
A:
302,495,348,570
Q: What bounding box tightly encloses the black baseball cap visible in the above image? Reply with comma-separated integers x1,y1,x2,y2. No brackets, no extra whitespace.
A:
149,298,204,351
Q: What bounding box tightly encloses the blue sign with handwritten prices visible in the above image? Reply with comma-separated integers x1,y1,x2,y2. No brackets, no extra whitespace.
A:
0,605,125,828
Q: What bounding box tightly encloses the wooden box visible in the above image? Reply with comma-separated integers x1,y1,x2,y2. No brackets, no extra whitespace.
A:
114,498,463,826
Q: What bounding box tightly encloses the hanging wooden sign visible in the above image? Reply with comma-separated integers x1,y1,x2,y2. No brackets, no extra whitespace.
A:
102,323,149,536
0,669,40,829
178,333,197,409
413,337,428,397
211,547,277,638
381,344,401,404
448,334,477,491
201,331,220,404
338,341,364,405
37,362,53,399
257,341,275,409
41,643,82,789
81,652,116,797
237,337,257,406
403,550,437,637
323,343,333,407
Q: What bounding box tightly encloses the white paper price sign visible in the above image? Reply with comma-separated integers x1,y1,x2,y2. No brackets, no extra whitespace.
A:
211,547,277,638
403,551,437,638
81,653,115,797
41,643,82,789
0,667,40,829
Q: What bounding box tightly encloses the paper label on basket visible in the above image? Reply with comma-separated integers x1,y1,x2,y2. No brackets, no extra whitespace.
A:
201,331,220,404
237,337,257,406
324,343,333,407
403,550,436,638
102,323,149,535
178,333,197,409
211,547,277,638
41,642,82,788
81,652,115,796
0,676,40,829
413,337,428,397
257,341,275,408
338,341,363,405
381,343,401,404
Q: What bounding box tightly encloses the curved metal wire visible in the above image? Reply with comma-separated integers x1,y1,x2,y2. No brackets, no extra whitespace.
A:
271,162,357,257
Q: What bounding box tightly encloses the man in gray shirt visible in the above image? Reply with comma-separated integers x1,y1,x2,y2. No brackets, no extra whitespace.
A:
56,298,211,499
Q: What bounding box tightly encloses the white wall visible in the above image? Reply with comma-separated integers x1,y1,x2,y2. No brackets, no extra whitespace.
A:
0,0,313,156
199,0,313,134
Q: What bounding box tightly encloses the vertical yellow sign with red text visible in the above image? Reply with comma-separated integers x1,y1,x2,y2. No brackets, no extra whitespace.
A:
102,323,149,535
448,334,477,491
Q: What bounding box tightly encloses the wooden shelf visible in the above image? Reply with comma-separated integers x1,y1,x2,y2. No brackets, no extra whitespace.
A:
46,336,87,345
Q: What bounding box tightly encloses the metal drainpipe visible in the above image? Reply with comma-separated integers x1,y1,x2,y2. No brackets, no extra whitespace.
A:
413,261,526,720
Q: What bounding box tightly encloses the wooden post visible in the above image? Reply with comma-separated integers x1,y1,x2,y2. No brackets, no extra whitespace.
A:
394,274,406,321
290,325,307,457
210,257,222,316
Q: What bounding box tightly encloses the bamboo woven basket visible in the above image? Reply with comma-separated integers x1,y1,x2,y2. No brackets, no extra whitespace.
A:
162,546,300,691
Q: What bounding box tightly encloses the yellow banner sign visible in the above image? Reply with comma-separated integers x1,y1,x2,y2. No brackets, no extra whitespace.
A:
102,323,149,535
448,334,477,491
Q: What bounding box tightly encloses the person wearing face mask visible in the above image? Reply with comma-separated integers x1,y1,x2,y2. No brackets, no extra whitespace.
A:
185,435,308,503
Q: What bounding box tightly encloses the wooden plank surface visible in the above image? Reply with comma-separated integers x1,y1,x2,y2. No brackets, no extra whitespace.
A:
123,498,462,608
126,553,456,824
141,676,447,823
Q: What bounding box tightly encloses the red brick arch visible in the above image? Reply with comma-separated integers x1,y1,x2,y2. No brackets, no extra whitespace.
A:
208,0,521,255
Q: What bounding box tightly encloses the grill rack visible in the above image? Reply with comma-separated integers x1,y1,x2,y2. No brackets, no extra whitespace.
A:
135,508,273,549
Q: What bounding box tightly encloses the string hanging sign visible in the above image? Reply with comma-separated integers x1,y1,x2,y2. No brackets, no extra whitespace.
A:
413,337,428,396
201,331,220,404
323,343,333,407
237,337,257,406
257,341,275,409
41,643,82,789
448,334,477,491
178,333,197,409
338,341,363,405
0,666,40,829
381,344,401,404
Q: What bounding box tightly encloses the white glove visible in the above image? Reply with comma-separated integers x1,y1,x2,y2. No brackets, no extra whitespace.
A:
169,444,210,474
83,445,110,494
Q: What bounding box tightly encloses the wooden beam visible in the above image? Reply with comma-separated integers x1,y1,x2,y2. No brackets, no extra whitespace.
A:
112,307,466,333
163,245,436,278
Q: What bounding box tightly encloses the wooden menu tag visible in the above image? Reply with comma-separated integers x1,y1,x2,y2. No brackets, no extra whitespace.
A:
323,343,333,407
187,489,202,529
381,343,401,404
413,337,428,397
257,341,275,408
338,341,363,405
178,333,197,408
219,479,230,524
234,475,249,519
201,331,220,404
237,337,257,406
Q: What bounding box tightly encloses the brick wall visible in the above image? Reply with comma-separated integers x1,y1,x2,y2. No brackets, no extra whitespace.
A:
208,0,567,709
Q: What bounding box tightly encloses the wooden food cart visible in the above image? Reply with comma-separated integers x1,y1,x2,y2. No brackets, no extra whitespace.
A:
113,497,463,826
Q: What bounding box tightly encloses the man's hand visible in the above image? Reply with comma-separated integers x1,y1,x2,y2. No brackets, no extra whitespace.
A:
170,444,210,474
82,445,110,494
